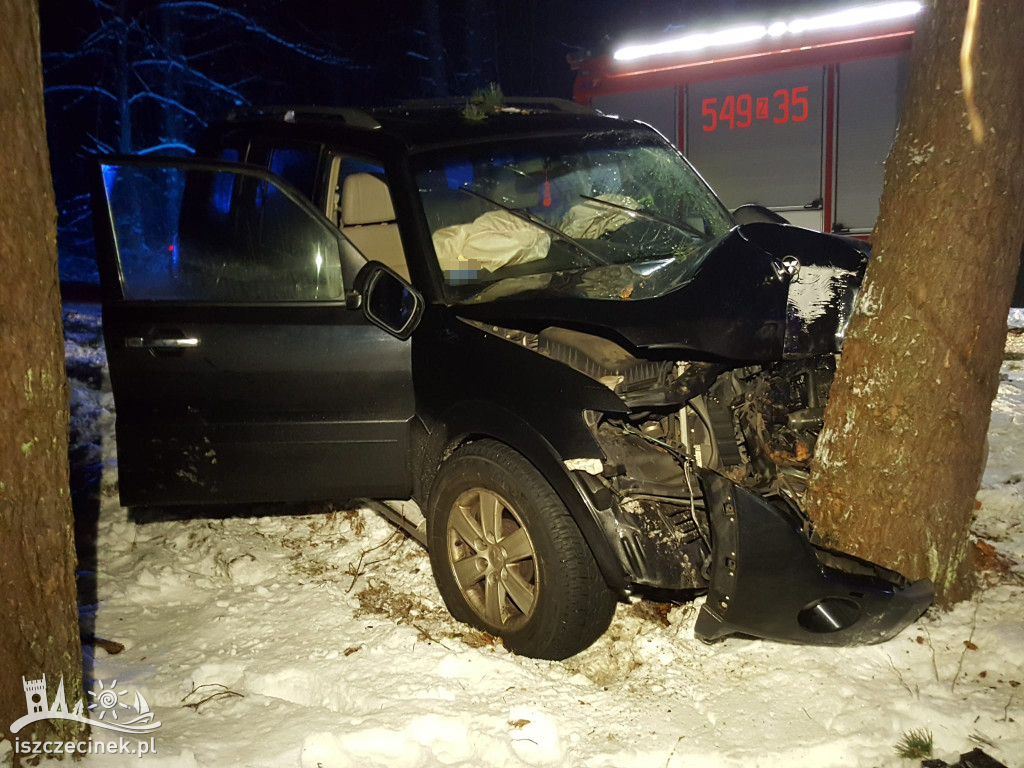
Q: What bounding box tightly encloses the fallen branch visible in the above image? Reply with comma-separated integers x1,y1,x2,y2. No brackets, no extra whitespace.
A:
951,604,980,693
410,621,453,651
345,530,402,593
181,682,244,713
886,654,918,699
922,626,940,682
1000,692,1015,722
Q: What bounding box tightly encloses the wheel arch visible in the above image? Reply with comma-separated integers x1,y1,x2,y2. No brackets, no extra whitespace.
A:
418,400,628,593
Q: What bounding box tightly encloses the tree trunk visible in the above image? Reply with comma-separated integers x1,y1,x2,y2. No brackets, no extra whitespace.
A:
805,0,1024,605
0,0,86,756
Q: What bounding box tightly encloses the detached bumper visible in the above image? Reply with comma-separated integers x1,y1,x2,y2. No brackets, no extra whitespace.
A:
693,470,934,645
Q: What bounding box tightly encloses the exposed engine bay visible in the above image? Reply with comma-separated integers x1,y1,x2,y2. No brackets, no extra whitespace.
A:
467,317,834,533
594,355,835,511
464,317,831,512
580,355,836,592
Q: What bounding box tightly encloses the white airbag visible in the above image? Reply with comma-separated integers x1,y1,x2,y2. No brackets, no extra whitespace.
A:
432,209,551,274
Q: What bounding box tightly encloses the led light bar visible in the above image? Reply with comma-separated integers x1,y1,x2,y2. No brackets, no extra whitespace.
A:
613,1,922,62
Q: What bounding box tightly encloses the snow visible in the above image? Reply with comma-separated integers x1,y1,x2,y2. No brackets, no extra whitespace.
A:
7,304,1024,768
786,265,858,329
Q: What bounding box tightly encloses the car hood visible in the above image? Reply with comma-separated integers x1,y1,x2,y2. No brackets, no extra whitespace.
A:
453,223,869,362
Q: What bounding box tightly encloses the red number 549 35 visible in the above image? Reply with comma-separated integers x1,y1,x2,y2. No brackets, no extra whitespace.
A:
701,86,811,132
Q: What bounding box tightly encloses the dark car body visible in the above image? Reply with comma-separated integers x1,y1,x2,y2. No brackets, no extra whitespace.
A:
92,101,932,655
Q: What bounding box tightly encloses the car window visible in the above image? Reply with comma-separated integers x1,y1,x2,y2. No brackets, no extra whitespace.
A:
100,162,346,303
268,147,320,198
242,142,325,247
326,154,387,226
414,132,733,302
325,153,410,280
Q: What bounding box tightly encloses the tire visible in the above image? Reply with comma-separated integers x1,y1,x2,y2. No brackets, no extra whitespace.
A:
427,439,617,660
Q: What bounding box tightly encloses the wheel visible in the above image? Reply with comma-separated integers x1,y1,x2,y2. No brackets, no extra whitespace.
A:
427,439,617,660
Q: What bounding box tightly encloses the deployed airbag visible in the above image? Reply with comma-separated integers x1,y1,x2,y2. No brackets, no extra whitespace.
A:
432,209,551,274
559,194,639,239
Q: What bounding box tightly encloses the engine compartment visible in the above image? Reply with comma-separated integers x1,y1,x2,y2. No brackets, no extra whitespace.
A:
587,355,836,515
579,348,837,593
466,317,836,523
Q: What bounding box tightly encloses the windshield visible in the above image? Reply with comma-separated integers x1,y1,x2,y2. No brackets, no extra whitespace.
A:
415,131,734,303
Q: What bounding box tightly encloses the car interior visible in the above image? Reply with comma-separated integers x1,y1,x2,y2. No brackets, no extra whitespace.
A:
327,156,410,280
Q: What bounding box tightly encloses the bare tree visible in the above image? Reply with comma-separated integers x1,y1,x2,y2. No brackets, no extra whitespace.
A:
43,0,357,282
805,0,1024,604
0,0,87,756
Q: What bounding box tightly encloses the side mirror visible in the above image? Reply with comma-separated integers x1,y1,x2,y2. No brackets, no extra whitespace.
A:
732,204,790,226
354,262,424,340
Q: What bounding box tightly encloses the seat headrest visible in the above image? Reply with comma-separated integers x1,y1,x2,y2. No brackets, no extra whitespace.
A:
341,173,396,225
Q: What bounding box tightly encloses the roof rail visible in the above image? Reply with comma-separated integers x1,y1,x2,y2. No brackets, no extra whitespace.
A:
398,97,595,115
225,105,381,130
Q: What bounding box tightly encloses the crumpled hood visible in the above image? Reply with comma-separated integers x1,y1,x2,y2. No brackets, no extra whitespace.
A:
454,223,869,362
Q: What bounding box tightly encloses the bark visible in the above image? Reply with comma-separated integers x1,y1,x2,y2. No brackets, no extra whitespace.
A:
805,0,1024,604
0,0,87,756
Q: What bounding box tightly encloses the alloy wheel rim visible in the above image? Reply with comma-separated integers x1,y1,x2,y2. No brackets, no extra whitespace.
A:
446,488,538,630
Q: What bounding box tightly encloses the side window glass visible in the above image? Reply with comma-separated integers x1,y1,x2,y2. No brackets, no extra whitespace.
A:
100,162,344,303
268,147,320,200
262,147,321,247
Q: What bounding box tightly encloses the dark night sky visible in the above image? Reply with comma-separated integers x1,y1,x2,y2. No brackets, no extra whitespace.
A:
39,0,826,106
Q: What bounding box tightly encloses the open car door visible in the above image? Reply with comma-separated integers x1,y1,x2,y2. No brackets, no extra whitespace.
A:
92,157,417,507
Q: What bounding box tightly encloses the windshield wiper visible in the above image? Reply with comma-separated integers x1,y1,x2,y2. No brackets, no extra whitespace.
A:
457,187,610,266
577,194,709,241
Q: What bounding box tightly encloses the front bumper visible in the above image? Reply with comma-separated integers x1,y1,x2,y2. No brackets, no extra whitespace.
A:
693,470,934,645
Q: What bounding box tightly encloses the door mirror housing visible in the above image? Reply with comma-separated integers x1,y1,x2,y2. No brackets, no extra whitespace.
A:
355,262,424,340
732,204,791,226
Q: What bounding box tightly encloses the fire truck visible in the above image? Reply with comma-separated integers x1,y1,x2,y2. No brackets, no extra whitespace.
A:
570,2,923,236
570,1,1023,304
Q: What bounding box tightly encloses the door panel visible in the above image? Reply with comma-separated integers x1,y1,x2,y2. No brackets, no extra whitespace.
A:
94,158,415,507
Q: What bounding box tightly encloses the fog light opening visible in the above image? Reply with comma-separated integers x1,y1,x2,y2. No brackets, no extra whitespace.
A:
797,596,861,633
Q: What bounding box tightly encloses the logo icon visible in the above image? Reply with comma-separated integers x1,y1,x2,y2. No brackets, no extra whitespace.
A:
781,254,801,278
10,674,161,736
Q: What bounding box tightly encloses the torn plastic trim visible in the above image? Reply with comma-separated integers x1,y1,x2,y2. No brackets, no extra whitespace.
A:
564,457,604,475
693,468,934,645
572,469,709,592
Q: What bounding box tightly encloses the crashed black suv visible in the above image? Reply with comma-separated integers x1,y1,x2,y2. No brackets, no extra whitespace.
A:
92,99,932,659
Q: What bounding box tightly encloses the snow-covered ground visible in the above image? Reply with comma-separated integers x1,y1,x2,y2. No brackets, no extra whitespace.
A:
6,305,1024,768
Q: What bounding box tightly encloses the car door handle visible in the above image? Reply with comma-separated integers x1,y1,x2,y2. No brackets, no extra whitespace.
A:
126,336,200,349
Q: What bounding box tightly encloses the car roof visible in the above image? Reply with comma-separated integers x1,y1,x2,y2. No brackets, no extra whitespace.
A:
222,99,654,152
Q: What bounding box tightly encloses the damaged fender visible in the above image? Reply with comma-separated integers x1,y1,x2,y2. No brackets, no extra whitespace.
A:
694,470,934,645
